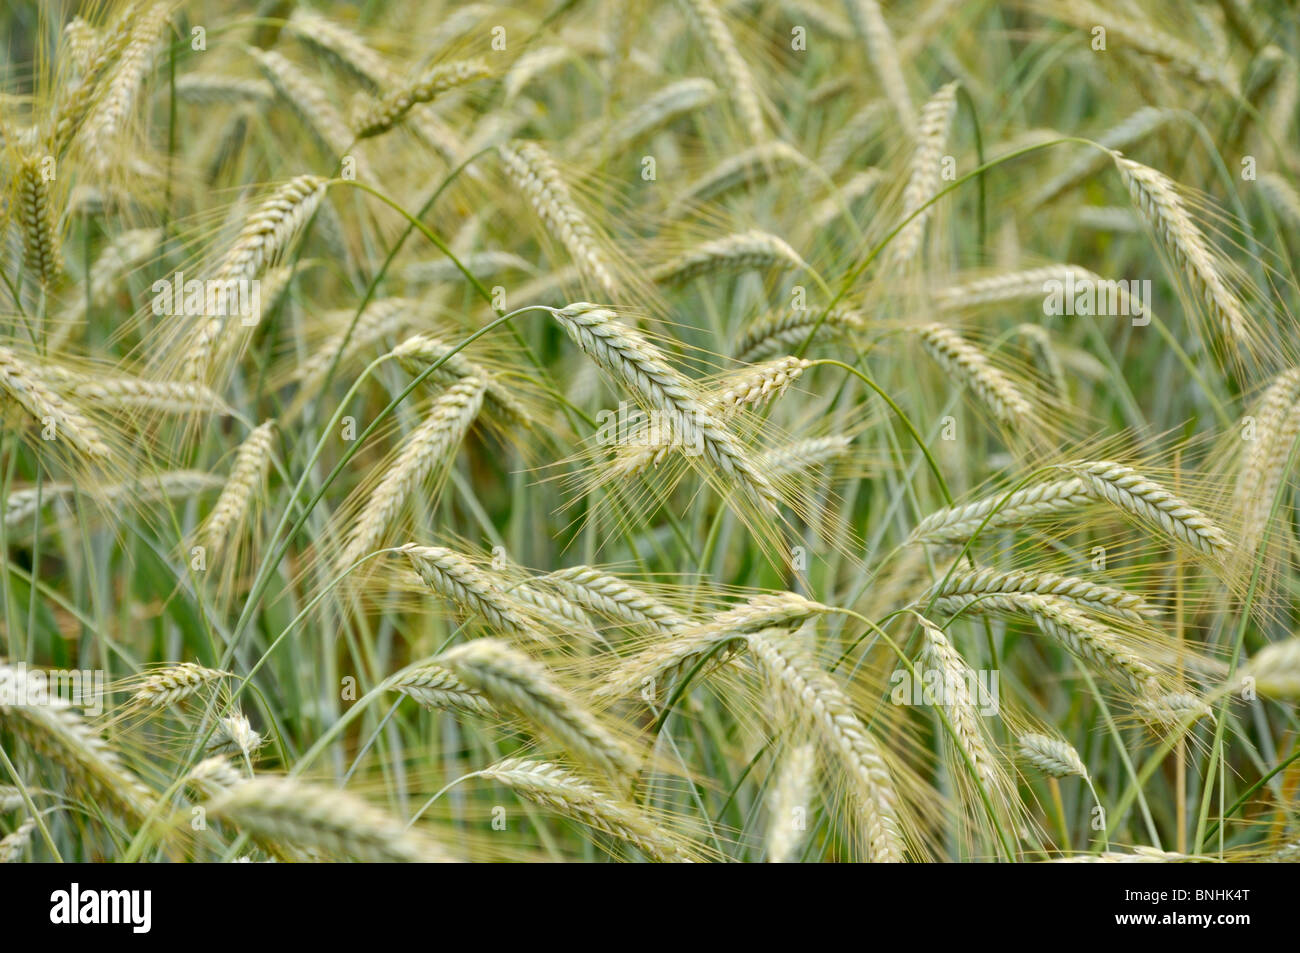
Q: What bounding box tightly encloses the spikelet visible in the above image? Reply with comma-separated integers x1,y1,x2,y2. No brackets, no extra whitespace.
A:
352,60,492,139
843,0,914,135
1134,692,1214,727
650,230,806,286
1064,461,1231,557
552,303,782,514
49,2,145,156
79,2,170,170
1018,733,1089,780
678,0,766,143
734,306,866,362
953,592,1161,693
206,712,265,758
0,347,110,460
35,368,230,416
292,298,420,397
287,8,397,91
932,265,1098,312
183,757,244,799
197,420,275,566
916,616,1009,809
0,786,27,813
203,776,455,862
1237,639,1300,699
400,544,533,635
609,356,809,475
64,17,99,72
337,379,484,571
132,663,227,708
923,567,1155,622
4,470,223,531
390,335,530,429
249,48,358,165
910,479,1093,544
18,154,62,287
668,142,807,214
571,78,717,158
1028,107,1176,209
386,664,494,716
1235,368,1300,550
0,663,153,823
481,758,695,862
811,168,884,230
1050,3,1238,93
756,436,853,478
499,141,618,299
767,742,816,863
184,176,328,382
439,639,642,784
174,75,273,105
546,567,690,635
1113,155,1250,353
746,628,905,862
888,81,959,266
0,819,36,863
916,323,1034,427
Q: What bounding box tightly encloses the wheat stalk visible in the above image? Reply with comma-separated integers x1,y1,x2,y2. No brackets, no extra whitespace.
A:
1065,461,1231,557
400,544,533,635
481,758,694,862
746,628,905,862
133,663,227,708
197,420,276,565
553,302,782,513
439,639,642,784
499,140,618,298
767,741,816,863
889,81,959,266
678,0,766,142
338,379,484,571
0,346,110,460
916,323,1034,427
843,0,914,135
1114,155,1250,351
353,60,492,139
923,566,1155,622
203,776,455,862
386,663,494,716
650,229,806,286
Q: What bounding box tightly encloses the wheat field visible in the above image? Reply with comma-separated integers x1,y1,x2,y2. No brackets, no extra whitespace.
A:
0,0,1297,864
